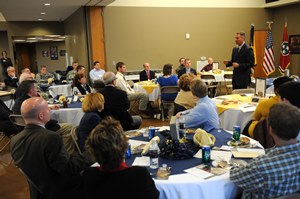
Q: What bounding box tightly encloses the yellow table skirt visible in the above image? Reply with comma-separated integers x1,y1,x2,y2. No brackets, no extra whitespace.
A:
136,81,158,94
215,94,252,115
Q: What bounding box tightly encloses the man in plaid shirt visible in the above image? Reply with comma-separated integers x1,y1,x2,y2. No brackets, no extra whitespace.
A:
230,103,300,199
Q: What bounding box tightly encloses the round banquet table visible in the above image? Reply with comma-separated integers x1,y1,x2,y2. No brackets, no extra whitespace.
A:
125,128,261,199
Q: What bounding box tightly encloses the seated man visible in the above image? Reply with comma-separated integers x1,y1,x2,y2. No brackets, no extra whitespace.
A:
100,71,142,130
4,66,19,91
277,81,300,141
230,103,300,198
139,62,155,81
176,57,185,75
201,57,214,72
22,67,35,79
89,61,105,83
12,80,76,155
35,65,55,85
115,62,150,119
177,58,197,79
77,65,86,75
10,97,87,199
66,61,78,82
176,79,219,132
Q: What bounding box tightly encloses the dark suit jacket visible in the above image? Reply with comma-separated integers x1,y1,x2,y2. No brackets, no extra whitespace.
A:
83,166,159,199
99,85,130,110
99,86,134,130
177,67,197,79
4,76,19,88
10,124,85,199
139,70,156,81
226,44,254,89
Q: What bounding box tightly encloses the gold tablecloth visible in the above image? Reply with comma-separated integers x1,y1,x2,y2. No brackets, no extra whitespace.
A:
215,94,252,115
136,81,158,94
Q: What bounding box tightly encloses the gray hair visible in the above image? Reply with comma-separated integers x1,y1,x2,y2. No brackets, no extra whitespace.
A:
103,71,117,85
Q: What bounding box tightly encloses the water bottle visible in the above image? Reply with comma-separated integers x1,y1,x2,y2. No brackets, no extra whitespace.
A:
179,116,186,138
149,140,159,169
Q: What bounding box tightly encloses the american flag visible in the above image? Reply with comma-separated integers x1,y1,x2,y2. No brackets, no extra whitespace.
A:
263,30,275,76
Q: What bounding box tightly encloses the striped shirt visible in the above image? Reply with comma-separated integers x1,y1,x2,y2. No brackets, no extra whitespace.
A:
230,143,300,199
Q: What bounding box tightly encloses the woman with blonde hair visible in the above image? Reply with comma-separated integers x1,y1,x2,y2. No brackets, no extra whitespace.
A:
83,117,159,199
78,93,105,151
174,73,197,114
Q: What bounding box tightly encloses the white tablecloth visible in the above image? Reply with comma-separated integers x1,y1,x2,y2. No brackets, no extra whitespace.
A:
49,84,72,98
219,108,253,133
200,71,233,83
133,83,160,101
155,172,240,199
213,94,255,132
51,108,84,126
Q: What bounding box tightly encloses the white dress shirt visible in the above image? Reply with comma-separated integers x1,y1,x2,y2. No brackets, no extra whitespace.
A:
115,72,135,94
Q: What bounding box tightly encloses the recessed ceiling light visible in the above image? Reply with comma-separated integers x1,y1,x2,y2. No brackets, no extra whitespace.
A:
38,18,43,21
45,34,61,37
53,39,64,41
14,39,26,42
41,12,46,15
44,3,51,6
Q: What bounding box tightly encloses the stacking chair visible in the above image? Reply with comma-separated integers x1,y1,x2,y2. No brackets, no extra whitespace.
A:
160,86,180,121
232,88,255,94
224,74,233,94
70,126,82,155
0,114,25,153
201,74,218,97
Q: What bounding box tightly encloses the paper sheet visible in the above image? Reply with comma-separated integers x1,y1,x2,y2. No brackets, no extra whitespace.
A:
184,167,214,179
132,156,150,167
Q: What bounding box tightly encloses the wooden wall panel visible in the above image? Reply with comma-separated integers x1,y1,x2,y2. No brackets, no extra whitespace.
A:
88,7,106,70
254,30,268,78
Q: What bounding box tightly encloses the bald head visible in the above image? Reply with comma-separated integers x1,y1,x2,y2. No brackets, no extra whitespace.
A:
21,97,50,125
143,63,150,71
103,71,117,85
208,58,213,64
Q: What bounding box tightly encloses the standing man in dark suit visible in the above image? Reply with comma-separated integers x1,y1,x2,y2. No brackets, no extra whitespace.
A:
224,31,254,89
139,62,155,81
100,71,142,130
10,97,87,199
177,58,197,79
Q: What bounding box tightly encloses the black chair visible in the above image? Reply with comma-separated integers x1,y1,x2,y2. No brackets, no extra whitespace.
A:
160,86,180,121
0,114,24,153
224,74,233,94
201,74,218,97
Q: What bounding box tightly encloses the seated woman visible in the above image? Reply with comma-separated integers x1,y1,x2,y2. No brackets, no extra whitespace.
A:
83,117,159,199
72,73,92,95
174,73,197,115
157,64,178,117
247,76,293,138
78,93,105,151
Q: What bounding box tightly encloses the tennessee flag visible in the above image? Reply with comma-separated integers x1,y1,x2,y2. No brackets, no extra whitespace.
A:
279,22,290,74
250,24,257,66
